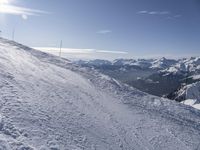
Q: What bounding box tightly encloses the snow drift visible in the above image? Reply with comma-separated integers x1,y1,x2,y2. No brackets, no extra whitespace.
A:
0,38,200,150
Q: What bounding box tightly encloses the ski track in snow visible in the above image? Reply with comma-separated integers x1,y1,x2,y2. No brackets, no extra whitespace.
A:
0,38,200,149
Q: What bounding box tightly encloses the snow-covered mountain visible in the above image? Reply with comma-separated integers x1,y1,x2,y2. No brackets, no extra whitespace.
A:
0,38,200,149
113,59,154,68
75,58,200,99
161,57,200,74
76,57,200,73
169,82,200,101
151,57,178,69
168,82,200,110
76,59,112,66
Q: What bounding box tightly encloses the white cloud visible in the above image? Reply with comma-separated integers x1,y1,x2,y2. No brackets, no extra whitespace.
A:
0,3,49,18
33,47,127,54
167,14,182,20
33,47,96,54
97,50,127,54
148,11,158,15
0,0,10,4
137,10,182,20
137,10,170,15
32,47,128,60
174,14,182,18
97,30,112,34
137,10,148,14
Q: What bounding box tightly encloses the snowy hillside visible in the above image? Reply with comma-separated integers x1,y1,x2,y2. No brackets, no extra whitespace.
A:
176,82,200,101
169,82,200,110
0,38,200,150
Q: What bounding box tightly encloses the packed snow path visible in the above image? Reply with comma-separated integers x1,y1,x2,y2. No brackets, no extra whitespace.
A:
0,38,200,150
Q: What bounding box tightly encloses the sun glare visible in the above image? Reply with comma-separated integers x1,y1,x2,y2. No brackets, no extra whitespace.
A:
0,0,20,16
0,0,10,4
0,0,10,13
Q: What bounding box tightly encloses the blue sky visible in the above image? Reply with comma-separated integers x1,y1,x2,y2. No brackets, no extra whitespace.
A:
0,0,200,60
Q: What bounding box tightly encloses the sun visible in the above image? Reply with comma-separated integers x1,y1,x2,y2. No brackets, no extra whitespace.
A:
0,0,11,4
0,0,9,10
0,0,14,15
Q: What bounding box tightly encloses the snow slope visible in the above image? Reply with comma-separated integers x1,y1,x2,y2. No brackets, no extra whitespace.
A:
170,82,200,102
0,38,200,150
182,99,200,110
173,82,200,110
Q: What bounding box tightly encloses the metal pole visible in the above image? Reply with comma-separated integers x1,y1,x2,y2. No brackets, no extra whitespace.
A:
12,28,15,41
59,40,62,57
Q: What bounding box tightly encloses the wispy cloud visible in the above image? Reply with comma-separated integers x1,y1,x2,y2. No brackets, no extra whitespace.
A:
96,30,112,34
137,10,181,19
166,15,182,20
96,50,127,54
137,10,148,14
33,47,128,54
174,15,182,18
33,47,128,60
0,3,49,19
137,10,170,15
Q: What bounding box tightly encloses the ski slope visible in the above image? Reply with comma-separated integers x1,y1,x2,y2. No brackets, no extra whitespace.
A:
0,38,200,150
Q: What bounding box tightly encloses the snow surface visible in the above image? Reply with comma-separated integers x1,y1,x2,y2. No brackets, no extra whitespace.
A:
181,99,200,110
0,38,200,149
192,75,200,80
174,82,200,103
177,82,200,110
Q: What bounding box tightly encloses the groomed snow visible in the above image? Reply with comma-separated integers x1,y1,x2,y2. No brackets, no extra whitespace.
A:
0,38,200,150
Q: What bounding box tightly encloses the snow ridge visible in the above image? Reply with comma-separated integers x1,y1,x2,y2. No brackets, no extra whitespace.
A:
0,38,200,149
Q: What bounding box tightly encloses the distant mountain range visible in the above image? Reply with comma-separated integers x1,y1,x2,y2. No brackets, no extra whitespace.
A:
75,57,200,73
75,57,200,104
